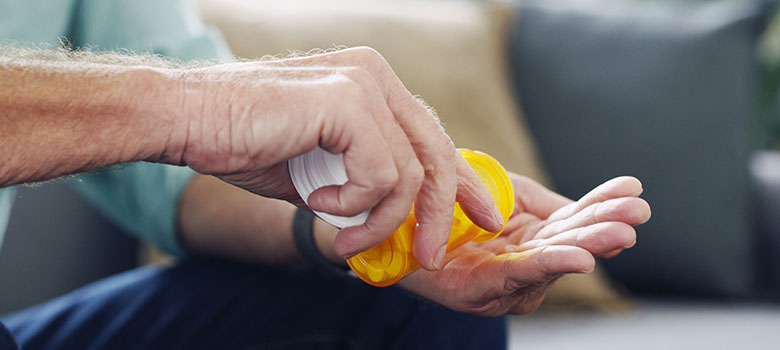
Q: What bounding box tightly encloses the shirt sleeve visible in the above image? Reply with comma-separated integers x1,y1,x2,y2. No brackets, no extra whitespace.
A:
65,0,233,256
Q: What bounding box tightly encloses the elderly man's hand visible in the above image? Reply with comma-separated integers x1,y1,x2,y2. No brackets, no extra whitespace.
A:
1,46,500,269
168,47,503,269
398,174,651,316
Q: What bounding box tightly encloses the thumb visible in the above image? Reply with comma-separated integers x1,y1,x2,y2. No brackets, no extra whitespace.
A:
467,246,595,300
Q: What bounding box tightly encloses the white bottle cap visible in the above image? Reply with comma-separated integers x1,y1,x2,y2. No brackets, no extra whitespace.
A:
288,147,370,228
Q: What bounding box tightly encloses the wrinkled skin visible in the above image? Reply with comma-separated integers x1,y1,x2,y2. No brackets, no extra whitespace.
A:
175,47,503,270
400,174,651,316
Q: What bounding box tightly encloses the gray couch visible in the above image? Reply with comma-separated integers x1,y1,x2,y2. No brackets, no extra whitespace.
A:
0,184,137,315
510,0,778,299
507,0,780,348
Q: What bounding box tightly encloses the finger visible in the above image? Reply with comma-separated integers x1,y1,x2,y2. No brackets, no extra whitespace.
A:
334,190,416,258
503,211,535,236
331,86,425,258
504,246,595,285
387,97,458,271
335,68,435,265
599,249,624,258
455,153,506,233
546,176,644,222
329,154,421,258
509,172,572,219
466,246,595,303
353,49,495,270
515,221,636,256
279,47,499,269
307,90,399,216
411,145,457,270
277,47,496,269
535,196,651,240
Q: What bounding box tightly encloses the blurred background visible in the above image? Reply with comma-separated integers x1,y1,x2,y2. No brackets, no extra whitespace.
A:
2,0,780,348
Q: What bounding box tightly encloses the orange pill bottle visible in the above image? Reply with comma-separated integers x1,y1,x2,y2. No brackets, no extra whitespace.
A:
346,149,514,286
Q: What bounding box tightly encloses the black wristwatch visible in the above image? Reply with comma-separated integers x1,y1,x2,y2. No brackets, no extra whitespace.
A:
292,208,354,279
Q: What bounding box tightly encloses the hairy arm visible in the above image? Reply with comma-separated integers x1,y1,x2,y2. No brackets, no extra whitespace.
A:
2,46,503,271
0,47,342,265
0,56,180,186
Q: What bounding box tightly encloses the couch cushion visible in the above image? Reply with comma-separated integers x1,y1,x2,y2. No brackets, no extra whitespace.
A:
509,0,771,297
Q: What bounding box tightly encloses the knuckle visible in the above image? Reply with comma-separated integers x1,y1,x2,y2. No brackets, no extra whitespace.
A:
439,134,456,153
598,197,638,222
340,67,383,97
341,66,374,83
333,198,350,213
408,161,425,188
330,75,364,99
373,168,400,192
421,159,440,176
421,150,454,177
347,46,393,80
360,220,395,246
536,246,553,273
351,46,385,64
326,81,371,119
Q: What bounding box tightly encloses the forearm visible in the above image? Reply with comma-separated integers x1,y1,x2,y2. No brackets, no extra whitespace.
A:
178,175,344,266
0,56,180,186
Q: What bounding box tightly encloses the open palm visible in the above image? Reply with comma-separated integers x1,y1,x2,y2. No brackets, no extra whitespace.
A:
400,173,651,316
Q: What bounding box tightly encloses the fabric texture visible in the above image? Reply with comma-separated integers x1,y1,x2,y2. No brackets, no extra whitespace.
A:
1,259,506,350
0,322,19,350
67,165,196,256
0,320,17,350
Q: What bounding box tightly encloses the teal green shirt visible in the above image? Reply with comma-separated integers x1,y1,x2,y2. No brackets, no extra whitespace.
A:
0,0,232,255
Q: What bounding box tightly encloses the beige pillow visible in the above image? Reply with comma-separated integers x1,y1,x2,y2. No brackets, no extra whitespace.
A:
194,0,628,311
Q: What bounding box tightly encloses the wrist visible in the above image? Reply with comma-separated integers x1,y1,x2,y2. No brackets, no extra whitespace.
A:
150,67,205,166
121,66,190,164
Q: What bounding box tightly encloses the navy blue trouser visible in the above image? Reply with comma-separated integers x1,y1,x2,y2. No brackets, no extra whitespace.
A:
0,259,506,349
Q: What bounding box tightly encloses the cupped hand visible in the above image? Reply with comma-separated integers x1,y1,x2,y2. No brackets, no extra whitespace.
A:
168,47,502,269
399,174,651,316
